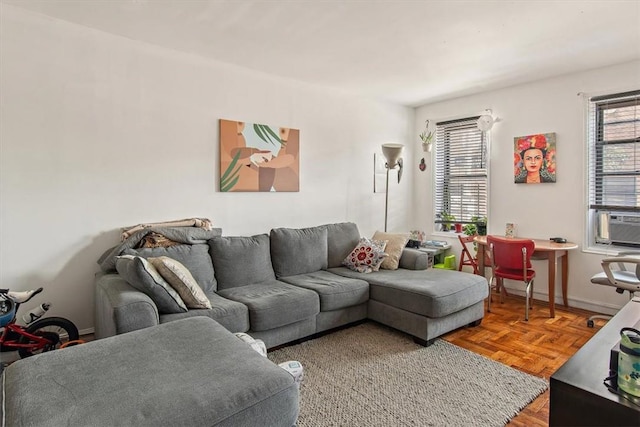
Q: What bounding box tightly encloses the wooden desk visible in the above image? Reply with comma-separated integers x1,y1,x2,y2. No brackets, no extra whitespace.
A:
549,297,640,426
474,236,578,317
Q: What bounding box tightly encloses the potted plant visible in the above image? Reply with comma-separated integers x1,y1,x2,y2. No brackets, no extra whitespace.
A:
475,216,488,236
463,223,477,236
419,120,434,152
463,216,487,236
440,211,455,232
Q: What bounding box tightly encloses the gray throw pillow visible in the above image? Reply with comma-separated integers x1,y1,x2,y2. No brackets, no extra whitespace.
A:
115,255,187,314
125,244,216,293
270,226,328,278
208,234,276,290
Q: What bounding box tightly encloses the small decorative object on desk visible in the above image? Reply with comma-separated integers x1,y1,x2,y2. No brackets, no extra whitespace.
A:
505,223,516,237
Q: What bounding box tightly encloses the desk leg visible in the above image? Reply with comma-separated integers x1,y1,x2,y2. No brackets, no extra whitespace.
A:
477,246,491,310
561,251,569,307
548,252,557,318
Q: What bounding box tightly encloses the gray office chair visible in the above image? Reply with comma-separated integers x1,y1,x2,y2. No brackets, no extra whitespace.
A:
587,251,640,327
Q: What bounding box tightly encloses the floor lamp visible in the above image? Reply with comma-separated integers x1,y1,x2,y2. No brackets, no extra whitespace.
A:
381,143,404,232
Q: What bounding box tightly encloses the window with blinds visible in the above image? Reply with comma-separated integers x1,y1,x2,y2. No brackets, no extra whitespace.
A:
434,117,488,230
587,90,640,247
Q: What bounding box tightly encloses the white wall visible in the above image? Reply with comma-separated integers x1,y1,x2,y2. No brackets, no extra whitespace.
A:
0,6,413,332
414,60,640,314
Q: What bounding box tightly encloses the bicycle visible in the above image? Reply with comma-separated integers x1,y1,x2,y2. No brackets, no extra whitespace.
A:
0,287,80,358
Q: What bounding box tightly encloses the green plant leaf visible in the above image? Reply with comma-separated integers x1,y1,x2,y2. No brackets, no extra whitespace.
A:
253,124,269,145
220,150,242,192
253,124,286,147
263,125,283,146
254,124,278,146
221,174,240,192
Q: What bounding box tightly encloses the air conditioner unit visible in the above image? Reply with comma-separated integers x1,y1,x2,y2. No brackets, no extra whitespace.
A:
609,214,640,246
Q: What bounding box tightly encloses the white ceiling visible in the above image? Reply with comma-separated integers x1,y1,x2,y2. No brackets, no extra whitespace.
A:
3,0,640,106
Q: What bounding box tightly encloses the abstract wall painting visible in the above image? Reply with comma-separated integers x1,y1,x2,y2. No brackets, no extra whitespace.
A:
219,119,300,192
514,132,556,184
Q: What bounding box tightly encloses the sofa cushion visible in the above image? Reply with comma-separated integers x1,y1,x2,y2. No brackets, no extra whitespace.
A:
115,255,187,314
218,280,319,331
2,317,299,427
160,293,250,333
209,234,276,290
398,248,430,270
342,237,387,273
148,256,212,309
270,227,328,277
372,231,410,270
125,244,216,293
328,266,488,318
280,271,369,311
324,222,361,268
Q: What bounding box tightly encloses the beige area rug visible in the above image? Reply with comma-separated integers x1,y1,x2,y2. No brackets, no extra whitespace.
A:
268,322,548,427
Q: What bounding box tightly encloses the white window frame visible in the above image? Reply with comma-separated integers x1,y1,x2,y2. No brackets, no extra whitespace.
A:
586,89,640,251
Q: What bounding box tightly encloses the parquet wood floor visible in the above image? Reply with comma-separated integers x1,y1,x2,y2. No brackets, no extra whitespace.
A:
442,294,605,426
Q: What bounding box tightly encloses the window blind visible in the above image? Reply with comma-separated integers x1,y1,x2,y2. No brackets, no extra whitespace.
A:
588,90,640,213
434,117,488,225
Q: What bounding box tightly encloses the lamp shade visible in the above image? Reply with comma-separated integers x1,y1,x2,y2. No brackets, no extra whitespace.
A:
381,143,404,168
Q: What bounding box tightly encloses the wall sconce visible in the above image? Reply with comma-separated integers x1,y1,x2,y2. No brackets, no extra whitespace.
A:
477,109,499,132
381,143,404,232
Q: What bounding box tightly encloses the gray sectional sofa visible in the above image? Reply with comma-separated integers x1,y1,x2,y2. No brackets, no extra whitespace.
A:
95,222,488,348
3,222,488,427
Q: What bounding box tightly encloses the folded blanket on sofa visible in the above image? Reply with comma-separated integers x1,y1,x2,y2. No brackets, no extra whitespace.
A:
98,226,221,272
121,217,213,241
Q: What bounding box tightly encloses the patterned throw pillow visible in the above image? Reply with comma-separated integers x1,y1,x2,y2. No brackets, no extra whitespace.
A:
148,256,212,309
370,239,389,272
342,238,388,273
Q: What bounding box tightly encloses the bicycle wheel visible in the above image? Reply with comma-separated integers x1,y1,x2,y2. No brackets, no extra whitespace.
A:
18,317,79,358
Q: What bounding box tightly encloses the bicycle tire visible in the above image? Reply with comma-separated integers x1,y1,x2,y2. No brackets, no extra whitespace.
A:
18,317,79,358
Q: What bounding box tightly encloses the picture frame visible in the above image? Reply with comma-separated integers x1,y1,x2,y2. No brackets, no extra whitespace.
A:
514,132,556,184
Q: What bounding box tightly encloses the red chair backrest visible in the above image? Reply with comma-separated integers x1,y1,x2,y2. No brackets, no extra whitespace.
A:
487,235,535,270
458,234,475,245
458,235,477,261
458,234,478,273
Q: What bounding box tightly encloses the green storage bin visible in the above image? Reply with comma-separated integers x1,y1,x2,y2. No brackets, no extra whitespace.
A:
434,254,456,270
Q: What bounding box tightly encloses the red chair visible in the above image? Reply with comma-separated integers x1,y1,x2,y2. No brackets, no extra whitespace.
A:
487,235,536,320
458,234,491,275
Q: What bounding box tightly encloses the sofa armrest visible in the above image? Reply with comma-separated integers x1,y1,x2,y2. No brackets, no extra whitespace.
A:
95,272,159,339
398,248,429,270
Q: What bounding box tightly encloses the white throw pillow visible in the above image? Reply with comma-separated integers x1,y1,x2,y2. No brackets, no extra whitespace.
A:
149,256,212,309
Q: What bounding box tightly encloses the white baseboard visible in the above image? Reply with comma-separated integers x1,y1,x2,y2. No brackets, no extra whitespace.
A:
501,287,622,316
79,327,94,337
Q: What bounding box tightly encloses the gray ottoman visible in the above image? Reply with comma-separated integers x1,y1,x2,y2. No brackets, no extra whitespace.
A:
1,317,299,427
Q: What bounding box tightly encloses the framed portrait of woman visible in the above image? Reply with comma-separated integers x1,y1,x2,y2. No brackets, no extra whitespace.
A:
514,133,556,184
